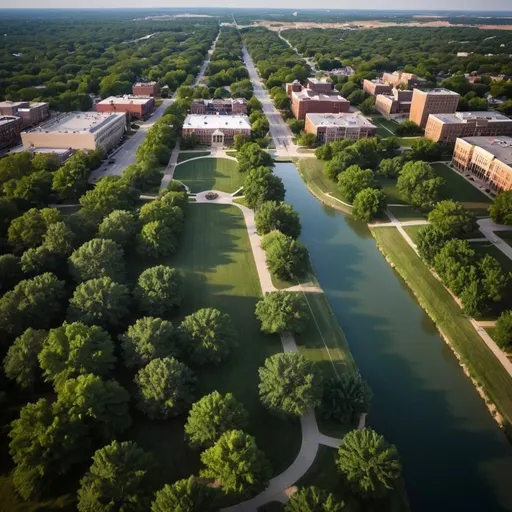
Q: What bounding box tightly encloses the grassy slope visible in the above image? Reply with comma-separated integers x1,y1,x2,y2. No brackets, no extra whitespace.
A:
173,157,242,193
371,227,512,429
387,205,426,221
177,151,211,163
128,204,301,492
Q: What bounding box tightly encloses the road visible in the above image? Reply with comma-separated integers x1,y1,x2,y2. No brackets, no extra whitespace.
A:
193,30,220,87
278,30,317,73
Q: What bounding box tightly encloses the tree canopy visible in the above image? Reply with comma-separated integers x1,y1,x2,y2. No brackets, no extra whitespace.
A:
427,200,477,238
285,486,345,512
255,201,301,239
255,292,309,334
152,477,217,512
243,166,285,210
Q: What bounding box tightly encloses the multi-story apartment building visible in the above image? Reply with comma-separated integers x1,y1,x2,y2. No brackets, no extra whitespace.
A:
182,115,251,146
132,82,160,97
305,113,377,144
452,136,512,192
375,89,414,119
0,116,23,149
425,111,512,143
190,98,248,115
21,112,127,153
363,79,393,96
0,101,50,127
96,96,155,120
286,79,350,120
382,71,427,89
409,88,460,128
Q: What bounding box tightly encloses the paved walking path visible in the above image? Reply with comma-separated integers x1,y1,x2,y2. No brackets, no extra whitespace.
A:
478,218,512,260
160,140,180,190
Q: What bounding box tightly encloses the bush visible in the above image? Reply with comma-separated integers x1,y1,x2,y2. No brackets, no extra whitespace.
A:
495,311,512,350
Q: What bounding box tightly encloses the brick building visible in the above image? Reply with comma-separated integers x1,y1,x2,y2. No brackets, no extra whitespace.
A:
363,79,393,96
425,111,512,143
96,96,155,120
452,136,512,192
132,82,160,97
305,113,376,144
182,115,251,146
0,116,23,149
409,88,460,128
0,101,50,127
190,98,248,115
382,71,427,89
375,89,413,119
21,112,127,153
286,79,350,120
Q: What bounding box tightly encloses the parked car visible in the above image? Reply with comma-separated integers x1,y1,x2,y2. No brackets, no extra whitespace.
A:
108,159,116,164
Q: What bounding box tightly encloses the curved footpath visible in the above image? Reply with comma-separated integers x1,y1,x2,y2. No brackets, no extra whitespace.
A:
193,190,362,511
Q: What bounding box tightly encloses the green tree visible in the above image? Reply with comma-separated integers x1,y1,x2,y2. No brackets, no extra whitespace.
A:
358,95,376,115
137,221,179,258
322,374,372,424
324,152,357,181
427,200,477,237
495,311,512,350
406,138,441,162
120,317,177,369
237,142,273,174
77,441,153,512
52,158,90,201
0,197,19,237
21,246,56,276
185,391,248,448
179,308,237,365
98,210,138,247
67,277,130,328
262,230,309,280
258,352,322,417
8,207,61,252
416,225,447,266
69,238,125,283
479,254,510,303
489,190,512,225
43,221,76,257
297,132,317,148
39,322,116,389
285,486,345,512
135,357,196,419
3,328,47,390
255,201,301,239
243,167,285,210
152,477,217,512
377,157,402,178
460,278,488,317
135,265,183,317
200,430,271,496
397,161,443,208
395,120,422,137
3,171,53,204
255,292,309,334
352,188,386,222
337,166,375,203
0,254,22,294
336,428,401,498
0,272,65,338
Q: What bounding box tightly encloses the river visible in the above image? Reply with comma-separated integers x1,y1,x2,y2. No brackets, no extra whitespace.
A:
273,162,512,512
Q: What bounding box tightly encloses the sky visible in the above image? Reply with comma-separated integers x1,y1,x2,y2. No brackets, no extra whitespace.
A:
1,1,512,10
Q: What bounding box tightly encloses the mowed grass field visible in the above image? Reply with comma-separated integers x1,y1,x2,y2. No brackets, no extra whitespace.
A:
177,151,211,163
173,157,243,193
129,204,301,492
371,227,512,430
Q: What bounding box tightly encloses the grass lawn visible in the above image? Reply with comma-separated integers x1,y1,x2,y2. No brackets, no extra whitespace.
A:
496,231,512,249
177,151,211,163
375,176,404,205
396,137,420,147
173,157,243,193
402,224,425,244
387,205,426,221
127,204,301,492
470,242,512,274
431,163,491,216
369,116,399,137
371,227,512,430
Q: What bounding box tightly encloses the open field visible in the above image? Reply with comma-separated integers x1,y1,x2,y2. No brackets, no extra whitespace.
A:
371,227,512,431
432,163,491,216
402,224,425,244
368,116,399,137
177,151,211,163
174,157,243,193
375,176,404,205
128,204,302,491
387,205,426,222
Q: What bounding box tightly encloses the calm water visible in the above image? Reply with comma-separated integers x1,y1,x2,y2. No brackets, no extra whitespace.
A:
274,162,512,512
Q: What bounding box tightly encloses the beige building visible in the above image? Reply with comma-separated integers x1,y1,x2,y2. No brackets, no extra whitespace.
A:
363,79,393,96
375,89,413,119
452,136,512,192
425,111,512,143
182,115,251,146
409,88,460,128
21,112,127,152
305,113,376,144
382,71,426,89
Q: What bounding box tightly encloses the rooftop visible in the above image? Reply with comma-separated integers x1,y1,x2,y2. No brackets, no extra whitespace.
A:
98,95,153,105
307,78,331,84
26,112,126,134
306,113,376,128
431,111,512,124
134,81,158,87
183,114,251,130
293,89,348,102
18,102,48,110
417,88,460,96
462,136,512,165
0,116,20,127
192,98,247,105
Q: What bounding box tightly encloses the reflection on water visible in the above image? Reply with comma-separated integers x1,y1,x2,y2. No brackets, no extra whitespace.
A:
274,163,512,512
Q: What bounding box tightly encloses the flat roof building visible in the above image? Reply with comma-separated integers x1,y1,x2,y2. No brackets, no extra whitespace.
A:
375,89,413,120
190,98,248,115
452,136,512,192
305,113,376,144
409,88,460,128
0,101,50,127
96,95,155,120
0,116,23,149
363,79,393,97
21,112,127,153
425,111,512,143
382,71,427,89
132,82,160,97
182,114,251,146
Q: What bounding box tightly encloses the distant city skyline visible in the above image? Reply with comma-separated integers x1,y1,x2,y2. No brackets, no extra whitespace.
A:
2,2,512,11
